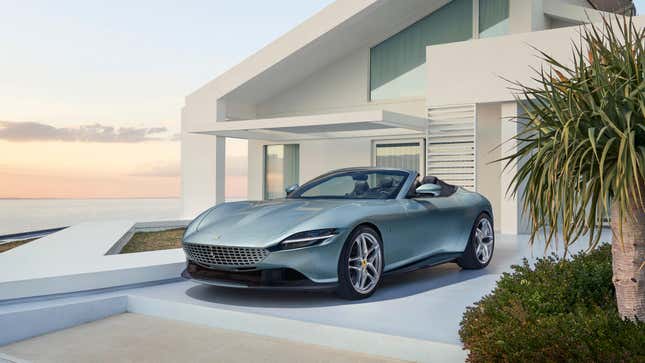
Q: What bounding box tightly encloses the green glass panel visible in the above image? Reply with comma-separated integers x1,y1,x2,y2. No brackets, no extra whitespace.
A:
370,0,473,101
479,0,509,38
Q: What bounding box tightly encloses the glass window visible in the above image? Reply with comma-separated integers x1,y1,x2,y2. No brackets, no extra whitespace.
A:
479,0,509,38
369,0,473,101
375,142,422,173
264,144,299,199
291,170,408,200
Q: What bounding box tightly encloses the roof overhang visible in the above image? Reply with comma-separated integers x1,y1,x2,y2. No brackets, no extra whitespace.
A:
186,0,452,106
187,110,428,141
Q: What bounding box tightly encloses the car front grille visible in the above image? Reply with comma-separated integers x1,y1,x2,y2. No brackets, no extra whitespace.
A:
183,242,270,267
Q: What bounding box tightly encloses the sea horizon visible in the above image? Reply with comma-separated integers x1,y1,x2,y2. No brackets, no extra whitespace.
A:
0,196,246,236
0,197,181,201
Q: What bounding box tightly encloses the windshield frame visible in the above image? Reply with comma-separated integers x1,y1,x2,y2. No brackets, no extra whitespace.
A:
288,168,414,200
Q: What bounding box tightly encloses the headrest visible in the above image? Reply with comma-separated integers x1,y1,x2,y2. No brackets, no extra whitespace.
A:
353,181,369,193
379,177,393,188
421,176,438,185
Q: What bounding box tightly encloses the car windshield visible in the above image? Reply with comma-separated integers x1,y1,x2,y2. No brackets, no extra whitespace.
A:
289,170,409,200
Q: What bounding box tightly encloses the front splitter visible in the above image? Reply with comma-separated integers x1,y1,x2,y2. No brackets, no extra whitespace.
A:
181,268,337,291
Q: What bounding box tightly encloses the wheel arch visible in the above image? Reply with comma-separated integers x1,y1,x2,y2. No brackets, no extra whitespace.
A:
347,222,384,255
350,222,383,240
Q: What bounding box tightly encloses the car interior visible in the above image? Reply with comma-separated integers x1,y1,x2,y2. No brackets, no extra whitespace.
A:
347,174,403,199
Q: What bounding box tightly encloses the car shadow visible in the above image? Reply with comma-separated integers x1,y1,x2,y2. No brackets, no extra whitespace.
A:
184,263,494,308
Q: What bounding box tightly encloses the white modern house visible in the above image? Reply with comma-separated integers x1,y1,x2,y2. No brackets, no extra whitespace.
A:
181,0,637,234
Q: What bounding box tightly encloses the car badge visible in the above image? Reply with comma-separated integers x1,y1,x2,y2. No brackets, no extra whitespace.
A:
213,235,221,240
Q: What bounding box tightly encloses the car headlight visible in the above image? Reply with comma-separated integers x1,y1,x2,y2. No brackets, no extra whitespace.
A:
277,228,339,250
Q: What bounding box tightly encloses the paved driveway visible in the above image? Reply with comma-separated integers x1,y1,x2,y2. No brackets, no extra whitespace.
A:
1,313,406,363
126,232,609,345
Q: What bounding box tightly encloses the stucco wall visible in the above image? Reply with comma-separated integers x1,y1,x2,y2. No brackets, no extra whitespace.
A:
181,101,226,218
427,16,645,108
256,47,427,119
256,48,370,117
476,103,502,225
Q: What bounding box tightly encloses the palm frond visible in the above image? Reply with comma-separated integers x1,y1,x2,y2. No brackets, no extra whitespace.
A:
502,15,645,252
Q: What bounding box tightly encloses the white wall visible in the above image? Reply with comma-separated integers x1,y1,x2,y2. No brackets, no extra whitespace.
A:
427,25,580,107
300,138,373,182
499,101,531,234
509,0,548,33
181,100,226,219
476,103,502,226
256,48,369,117
427,16,645,108
256,47,427,119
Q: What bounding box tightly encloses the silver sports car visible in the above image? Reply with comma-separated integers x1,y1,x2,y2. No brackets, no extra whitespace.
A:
181,167,494,299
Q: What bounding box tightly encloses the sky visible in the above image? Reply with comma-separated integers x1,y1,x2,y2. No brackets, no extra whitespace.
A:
0,0,333,199
1,0,643,199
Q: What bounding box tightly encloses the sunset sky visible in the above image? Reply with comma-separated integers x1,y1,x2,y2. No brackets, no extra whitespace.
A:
2,0,643,199
0,0,333,199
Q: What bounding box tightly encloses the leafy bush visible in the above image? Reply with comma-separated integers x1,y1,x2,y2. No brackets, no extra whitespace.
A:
460,245,645,362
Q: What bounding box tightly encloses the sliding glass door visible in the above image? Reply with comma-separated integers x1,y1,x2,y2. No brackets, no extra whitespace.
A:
264,144,299,200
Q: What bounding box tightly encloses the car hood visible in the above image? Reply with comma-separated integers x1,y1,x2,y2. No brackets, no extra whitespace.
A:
183,199,372,248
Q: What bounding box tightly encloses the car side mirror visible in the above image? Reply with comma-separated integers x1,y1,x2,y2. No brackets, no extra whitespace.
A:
285,184,299,195
416,183,442,197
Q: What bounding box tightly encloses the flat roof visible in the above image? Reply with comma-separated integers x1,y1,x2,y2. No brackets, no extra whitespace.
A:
186,110,428,141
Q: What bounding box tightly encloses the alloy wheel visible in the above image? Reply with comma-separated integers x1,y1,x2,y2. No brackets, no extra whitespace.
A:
348,232,382,294
474,218,494,264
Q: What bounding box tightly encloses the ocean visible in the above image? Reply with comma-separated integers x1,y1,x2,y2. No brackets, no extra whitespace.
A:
0,198,183,235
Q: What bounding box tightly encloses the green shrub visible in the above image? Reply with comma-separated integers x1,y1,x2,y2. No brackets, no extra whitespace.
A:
460,245,645,362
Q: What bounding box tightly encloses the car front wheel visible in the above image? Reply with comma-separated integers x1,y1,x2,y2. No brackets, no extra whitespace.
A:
336,226,383,300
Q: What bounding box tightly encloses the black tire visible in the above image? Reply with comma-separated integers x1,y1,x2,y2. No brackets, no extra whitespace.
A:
457,213,495,269
335,226,384,300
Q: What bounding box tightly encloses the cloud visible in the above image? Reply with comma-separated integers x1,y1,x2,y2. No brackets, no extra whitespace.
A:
0,121,170,143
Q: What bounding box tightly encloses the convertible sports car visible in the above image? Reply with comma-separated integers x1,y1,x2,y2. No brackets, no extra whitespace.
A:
181,167,494,299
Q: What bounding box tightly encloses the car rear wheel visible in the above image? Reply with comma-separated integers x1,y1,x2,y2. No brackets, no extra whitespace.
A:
457,213,494,269
336,226,383,300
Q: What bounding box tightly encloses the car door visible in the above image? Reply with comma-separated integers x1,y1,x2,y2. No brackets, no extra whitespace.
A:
398,192,470,264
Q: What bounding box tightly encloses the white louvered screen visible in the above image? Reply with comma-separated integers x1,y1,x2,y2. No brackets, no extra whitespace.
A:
427,105,476,190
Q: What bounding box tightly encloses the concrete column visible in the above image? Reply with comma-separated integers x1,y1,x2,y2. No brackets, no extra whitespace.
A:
214,135,226,204
475,103,502,229
500,101,529,235
509,0,548,34
247,139,264,201
181,99,226,219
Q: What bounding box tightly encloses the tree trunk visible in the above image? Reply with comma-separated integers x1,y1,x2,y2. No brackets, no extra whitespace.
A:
611,199,645,322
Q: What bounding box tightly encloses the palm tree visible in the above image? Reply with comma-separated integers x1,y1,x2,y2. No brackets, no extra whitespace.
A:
502,16,644,321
